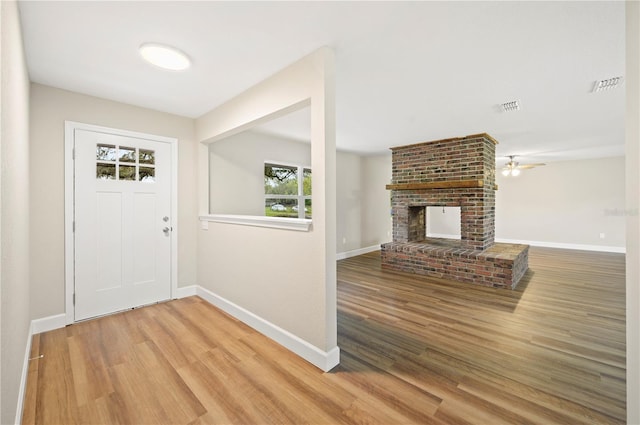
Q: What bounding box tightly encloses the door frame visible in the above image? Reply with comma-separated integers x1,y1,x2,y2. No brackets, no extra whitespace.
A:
64,121,178,325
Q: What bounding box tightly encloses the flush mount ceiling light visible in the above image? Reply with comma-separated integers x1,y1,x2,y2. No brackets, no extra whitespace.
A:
592,76,623,92
139,43,191,71
501,100,520,112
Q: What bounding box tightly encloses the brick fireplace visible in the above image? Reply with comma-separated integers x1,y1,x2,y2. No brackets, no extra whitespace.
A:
381,133,529,289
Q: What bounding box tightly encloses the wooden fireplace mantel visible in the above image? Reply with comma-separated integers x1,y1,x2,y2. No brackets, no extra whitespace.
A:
386,179,498,190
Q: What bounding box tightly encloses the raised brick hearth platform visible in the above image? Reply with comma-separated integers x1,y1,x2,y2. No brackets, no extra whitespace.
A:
381,133,529,289
382,239,529,289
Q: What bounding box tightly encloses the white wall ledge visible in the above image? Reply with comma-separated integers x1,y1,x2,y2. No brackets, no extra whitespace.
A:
199,214,312,231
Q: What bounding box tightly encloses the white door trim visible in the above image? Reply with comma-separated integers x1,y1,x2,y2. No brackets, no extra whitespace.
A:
64,121,178,325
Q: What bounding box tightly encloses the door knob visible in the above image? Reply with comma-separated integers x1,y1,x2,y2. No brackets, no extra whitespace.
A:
163,227,171,235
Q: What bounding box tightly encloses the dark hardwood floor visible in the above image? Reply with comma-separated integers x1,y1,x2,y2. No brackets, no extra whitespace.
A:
22,247,626,424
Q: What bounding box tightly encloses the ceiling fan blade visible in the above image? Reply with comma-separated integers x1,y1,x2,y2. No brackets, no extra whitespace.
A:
517,164,545,169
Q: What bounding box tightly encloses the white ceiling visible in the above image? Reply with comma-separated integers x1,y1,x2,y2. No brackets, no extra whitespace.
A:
18,1,625,164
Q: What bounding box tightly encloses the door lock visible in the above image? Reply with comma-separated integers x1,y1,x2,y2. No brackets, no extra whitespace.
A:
163,216,169,222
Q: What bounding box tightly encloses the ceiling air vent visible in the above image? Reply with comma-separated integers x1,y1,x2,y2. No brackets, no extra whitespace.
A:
501,100,520,112
593,76,623,92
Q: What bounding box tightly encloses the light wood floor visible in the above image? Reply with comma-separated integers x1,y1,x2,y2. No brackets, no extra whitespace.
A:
22,247,626,424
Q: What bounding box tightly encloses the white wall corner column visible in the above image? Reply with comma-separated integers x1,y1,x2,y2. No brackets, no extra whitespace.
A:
195,47,338,371
626,2,640,424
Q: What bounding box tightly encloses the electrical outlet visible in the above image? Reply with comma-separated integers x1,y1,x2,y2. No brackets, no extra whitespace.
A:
342,237,347,244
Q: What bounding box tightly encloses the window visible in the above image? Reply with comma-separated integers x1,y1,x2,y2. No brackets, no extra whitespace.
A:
203,105,313,231
96,144,155,182
264,163,311,219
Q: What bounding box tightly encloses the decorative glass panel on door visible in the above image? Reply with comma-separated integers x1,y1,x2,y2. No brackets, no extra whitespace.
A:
119,146,136,163
97,163,116,180
97,144,116,161
139,167,155,182
96,144,156,182
119,165,136,181
139,149,155,164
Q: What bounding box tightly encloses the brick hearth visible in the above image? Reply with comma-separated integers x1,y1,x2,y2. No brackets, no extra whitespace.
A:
381,133,529,289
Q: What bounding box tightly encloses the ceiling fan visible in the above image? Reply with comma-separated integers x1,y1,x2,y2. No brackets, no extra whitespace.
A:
501,155,546,176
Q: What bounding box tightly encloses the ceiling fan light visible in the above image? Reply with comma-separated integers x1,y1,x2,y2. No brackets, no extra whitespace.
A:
511,168,521,176
139,43,191,71
501,169,510,176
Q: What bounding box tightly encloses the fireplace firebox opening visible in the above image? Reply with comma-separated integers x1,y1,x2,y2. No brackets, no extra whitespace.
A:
408,205,462,243
426,206,461,240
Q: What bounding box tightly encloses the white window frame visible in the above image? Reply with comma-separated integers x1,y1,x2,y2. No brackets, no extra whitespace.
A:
264,161,311,220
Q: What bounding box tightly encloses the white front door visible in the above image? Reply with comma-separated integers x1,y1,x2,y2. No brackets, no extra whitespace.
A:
74,129,172,321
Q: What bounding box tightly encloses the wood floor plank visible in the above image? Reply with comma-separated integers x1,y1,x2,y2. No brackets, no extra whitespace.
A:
328,352,443,423
177,359,251,425
34,329,80,424
23,247,625,424
21,334,41,425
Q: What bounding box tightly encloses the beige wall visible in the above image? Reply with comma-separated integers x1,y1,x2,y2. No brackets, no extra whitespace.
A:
29,84,197,319
196,48,337,358
360,153,392,247
393,156,626,250
495,157,625,249
626,1,639,423
0,1,31,422
336,151,391,254
336,151,363,252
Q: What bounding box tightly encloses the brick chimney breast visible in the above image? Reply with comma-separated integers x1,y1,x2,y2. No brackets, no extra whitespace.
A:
381,133,529,289
389,134,497,250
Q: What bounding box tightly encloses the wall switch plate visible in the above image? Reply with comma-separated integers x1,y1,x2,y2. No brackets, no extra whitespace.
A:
200,220,209,230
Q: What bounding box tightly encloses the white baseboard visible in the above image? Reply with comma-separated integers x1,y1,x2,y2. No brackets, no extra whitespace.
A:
332,240,617,259
15,322,34,425
35,287,197,335
424,234,626,254
17,312,68,423
17,312,67,422
336,244,381,260
495,238,626,253
196,285,340,372
174,285,197,299
31,313,67,335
